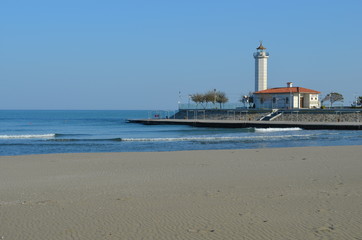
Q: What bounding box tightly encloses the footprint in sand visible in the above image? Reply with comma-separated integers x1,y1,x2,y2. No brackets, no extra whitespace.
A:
188,229,215,234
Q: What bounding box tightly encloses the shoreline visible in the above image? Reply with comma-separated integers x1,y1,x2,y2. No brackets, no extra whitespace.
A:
1,145,362,239
2,142,362,157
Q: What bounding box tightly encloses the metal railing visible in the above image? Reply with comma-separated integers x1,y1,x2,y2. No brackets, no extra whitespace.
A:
147,110,177,119
179,103,247,110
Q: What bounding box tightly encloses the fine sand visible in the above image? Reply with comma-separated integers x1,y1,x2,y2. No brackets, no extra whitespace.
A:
1,146,362,240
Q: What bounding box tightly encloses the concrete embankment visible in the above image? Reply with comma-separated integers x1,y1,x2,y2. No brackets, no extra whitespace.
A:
173,109,362,123
127,119,362,130
128,109,362,130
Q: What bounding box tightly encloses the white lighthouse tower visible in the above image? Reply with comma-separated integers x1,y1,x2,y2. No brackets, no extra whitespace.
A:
253,42,269,92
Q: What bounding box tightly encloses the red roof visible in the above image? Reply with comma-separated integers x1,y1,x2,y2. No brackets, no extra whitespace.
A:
254,87,320,94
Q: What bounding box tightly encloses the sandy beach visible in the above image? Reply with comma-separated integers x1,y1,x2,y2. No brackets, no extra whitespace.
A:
1,146,361,240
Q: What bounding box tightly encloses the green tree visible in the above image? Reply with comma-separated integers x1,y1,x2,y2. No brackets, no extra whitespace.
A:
205,90,217,108
358,96,362,106
240,95,249,108
322,92,344,107
191,91,229,109
190,93,204,108
215,91,228,109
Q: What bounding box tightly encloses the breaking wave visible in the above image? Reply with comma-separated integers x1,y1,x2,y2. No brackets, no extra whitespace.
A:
0,134,56,139
254,128,302,132
120,134,311,142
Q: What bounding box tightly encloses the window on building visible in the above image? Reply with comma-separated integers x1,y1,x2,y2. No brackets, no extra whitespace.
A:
286,97,289,104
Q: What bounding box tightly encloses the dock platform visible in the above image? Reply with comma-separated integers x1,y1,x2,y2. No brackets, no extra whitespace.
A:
127,119,362,130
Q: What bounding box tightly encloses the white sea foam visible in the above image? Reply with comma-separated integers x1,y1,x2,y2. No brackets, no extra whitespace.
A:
0,134,56,139
121,134,310,142
121,136,241,142
255,128,302,132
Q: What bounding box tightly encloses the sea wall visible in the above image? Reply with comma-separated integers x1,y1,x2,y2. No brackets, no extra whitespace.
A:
174,109,269,121
173,109,362,122
277,111,362,122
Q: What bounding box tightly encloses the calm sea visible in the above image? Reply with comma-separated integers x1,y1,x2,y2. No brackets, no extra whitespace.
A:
0,110,361,156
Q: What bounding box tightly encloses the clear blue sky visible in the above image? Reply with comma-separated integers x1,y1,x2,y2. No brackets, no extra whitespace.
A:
1,0,361,110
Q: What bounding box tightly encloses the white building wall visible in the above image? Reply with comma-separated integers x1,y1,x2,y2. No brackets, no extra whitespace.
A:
254,51,269,92
309,94,320,108
293,95,299,108
255,58,268,91
254,93,320,109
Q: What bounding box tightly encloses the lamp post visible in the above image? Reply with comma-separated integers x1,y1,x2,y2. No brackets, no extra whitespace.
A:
178,91,182,109
188,95,191,109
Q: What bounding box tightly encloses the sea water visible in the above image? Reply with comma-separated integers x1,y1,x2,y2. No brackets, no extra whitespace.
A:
1,110,361,156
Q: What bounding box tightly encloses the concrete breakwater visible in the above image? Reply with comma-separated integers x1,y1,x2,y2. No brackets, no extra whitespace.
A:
128,118,362,130
173,109,362,123
129,109,362,130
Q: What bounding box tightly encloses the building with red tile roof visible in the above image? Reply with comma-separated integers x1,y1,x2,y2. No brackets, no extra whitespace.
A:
253,82,321,109
252,42,321,109
254,86,320,95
